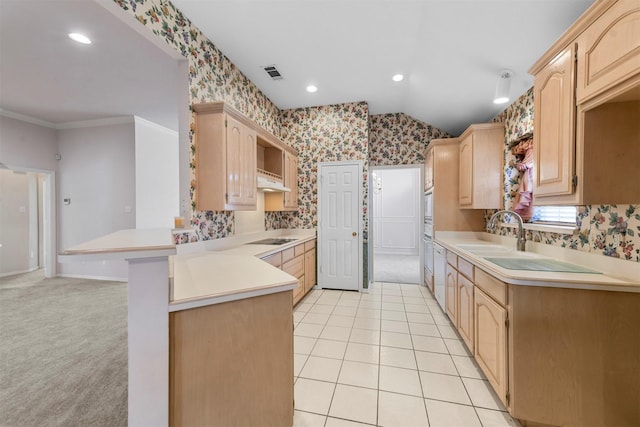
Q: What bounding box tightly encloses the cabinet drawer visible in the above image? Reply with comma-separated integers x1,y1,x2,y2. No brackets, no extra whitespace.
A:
304,239,316,252
294,243,305,258
457,257,474,281
282,247,295,263
293,276,304,303
282,255,304,278
261,252,282,268
446,251,458,268
475,268,506,306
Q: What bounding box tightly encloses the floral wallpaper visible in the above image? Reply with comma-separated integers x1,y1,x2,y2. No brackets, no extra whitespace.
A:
114,0,281,240
268,102,370,238
369,113,451,166
489,88,640,262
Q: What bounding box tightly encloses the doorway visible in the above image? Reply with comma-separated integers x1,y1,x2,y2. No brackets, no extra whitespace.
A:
370,165,423,284
0,167,54,278
318,161,363,291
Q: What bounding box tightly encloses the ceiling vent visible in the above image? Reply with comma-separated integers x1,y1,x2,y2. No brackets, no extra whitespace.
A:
263,65,283,80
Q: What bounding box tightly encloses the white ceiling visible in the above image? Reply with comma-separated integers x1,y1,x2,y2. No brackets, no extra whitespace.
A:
0,0,182,131
172,0,594,136
0,0,594,136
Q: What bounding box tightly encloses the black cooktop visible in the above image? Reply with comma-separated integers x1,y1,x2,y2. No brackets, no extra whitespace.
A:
248,238,298,245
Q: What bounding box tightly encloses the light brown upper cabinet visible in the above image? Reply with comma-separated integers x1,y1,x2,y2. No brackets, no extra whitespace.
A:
265,150,299,211
423,139,485,232
226,116,257,208
575,0,640,104
458,123,504,209
193,103,257,211
532,45,577,200
529,0,640,205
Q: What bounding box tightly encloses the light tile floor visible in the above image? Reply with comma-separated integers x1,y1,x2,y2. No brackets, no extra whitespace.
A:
293,282,521,427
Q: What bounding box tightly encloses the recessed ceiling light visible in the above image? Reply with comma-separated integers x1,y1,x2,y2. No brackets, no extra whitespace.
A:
392,74,404,82
306,85,318,93
68,33,92,45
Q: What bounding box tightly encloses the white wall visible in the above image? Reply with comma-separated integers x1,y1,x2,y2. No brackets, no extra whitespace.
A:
0,115,57,276
57,121,135,280
0,115,58,171
134,117,179,228
372,167,420,256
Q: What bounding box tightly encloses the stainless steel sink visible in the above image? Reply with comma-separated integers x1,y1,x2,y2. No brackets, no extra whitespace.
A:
456,243,538,258
248,238,298,245
484,257,601,273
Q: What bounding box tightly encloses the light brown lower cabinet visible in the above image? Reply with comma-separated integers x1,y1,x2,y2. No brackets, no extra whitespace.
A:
283,250,304,303
456,274,474,353
169,291,293,427
474,286,508,407
445,263,458,327
508,285,640,427
304,246,316,294
260,238,316,306
443,248,640,426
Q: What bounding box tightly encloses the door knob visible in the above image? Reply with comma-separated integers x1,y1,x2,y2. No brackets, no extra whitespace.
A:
352,232,357,237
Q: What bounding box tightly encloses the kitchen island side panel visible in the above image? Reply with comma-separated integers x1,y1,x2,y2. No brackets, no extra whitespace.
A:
169,290,293,427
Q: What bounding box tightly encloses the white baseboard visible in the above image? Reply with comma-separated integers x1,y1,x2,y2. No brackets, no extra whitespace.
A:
0,267,39,278
57,273,127,282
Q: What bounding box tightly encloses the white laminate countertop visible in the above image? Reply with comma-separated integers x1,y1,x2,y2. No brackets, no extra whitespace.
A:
435,232,640,293
169,229,317,311
169,253,299,312
59,228,176,261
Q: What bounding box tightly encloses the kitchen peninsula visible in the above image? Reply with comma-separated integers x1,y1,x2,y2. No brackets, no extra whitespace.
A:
60,228,316,427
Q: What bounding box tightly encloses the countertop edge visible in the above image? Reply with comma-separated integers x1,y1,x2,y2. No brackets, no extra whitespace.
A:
170,232,317,309
169,281,298,312
436,236,640,293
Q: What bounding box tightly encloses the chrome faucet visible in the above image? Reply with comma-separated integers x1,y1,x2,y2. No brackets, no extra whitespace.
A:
488,210,526,252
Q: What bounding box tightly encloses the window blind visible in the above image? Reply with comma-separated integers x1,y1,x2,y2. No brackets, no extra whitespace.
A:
532,206,577,224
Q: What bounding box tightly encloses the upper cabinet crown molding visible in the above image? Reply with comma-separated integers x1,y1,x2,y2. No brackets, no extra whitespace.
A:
529,0,621,75
192,102,297,156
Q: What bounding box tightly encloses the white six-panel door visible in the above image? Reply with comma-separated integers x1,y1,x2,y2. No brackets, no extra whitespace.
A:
318,162,362,291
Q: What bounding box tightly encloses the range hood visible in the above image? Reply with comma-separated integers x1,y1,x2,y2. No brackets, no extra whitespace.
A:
257,176,291,192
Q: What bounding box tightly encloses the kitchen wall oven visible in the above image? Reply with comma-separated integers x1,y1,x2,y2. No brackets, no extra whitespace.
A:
423,191,434,291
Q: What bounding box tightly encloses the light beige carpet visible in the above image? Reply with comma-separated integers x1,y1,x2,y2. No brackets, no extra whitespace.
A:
0,270,128,426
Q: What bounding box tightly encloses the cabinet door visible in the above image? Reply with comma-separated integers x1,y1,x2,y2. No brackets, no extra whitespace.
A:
457,274,474,353
241,127,257,206
576,1,640,104
293,275,304,305
304,248,316,292
284,152,298,210
226,116,256,208
445,264,458,326
474,287,508,406
226,116,244,205
533,45,577,199
424,148,434,190
458,135,473,206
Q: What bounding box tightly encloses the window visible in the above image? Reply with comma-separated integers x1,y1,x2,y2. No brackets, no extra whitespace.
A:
531,206,577,225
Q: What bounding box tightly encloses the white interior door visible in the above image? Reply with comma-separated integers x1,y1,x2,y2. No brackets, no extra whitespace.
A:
318,162,362,291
